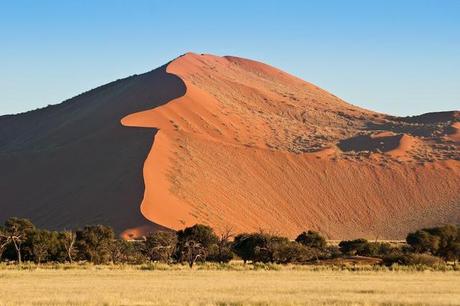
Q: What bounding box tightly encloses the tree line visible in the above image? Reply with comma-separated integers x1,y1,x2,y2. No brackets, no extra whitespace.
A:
0,217,459,267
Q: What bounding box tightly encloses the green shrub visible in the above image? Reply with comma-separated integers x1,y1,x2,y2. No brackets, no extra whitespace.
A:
382,253,444,267
338,239,395,257
295,230,327,249
75,225,115,264
232,233,267,263
207,244,233,263
111,239,146,264
176,224,218,267
406,224,460,261
338,239,369,255
273,241,317,264
143,231,177,263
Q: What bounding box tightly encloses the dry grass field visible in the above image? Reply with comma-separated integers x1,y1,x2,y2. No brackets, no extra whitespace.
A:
0,264,459,305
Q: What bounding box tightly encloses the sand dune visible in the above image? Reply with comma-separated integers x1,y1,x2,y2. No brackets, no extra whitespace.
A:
121,53,460,239
1,53,459,239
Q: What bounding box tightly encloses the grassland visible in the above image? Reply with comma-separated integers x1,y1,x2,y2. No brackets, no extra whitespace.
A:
0,264,459,305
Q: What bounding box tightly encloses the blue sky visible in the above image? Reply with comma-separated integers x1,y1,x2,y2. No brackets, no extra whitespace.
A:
0,0,459,116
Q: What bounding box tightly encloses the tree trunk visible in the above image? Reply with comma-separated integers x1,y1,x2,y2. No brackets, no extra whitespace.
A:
67,247,74,264
12,239,21,265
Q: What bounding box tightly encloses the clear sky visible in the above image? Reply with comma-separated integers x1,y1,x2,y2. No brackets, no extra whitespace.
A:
0,0,459,116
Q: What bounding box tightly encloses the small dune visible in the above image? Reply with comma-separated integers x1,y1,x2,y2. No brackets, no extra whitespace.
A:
386,134,417,159
337,132,416,160
445,122,460,143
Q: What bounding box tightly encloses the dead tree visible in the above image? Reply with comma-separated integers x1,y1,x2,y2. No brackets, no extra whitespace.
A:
216,226,234,263
61,231,76,263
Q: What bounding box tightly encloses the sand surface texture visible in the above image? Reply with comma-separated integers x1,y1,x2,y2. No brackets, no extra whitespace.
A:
122,53,460,239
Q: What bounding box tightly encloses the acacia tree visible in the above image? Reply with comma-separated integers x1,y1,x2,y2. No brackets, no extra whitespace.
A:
176,224,218,267
182,240,207,268
4,218,35,264
232,233,265,264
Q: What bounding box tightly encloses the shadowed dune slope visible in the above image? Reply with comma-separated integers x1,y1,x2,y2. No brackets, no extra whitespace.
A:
0,65,185,234
1,53,459,239
123,53,460,239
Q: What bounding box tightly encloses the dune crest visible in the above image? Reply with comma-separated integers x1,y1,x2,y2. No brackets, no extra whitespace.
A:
121,53,460,239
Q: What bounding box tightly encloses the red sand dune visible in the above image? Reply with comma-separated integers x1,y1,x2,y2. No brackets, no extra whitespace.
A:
121,53,459,239
1,53,459,239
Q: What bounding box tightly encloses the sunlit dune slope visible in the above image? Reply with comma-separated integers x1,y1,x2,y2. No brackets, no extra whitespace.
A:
122,53,460,239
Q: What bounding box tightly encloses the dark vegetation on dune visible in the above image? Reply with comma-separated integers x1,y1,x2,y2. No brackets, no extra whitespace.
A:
0,217,459,268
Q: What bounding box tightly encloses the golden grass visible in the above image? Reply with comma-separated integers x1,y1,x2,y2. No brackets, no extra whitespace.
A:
0,264,459,305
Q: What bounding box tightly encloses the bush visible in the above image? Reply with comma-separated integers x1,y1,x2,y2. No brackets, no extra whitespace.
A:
176,224,218,267
295,230,327,250
232,233,265,263
382,253,444,267
75,225,115,264
111,239,146,264
207,244,233,263
321,245,342,259
338,239,394,257
144,231,177,263
232,233,283,263
232,233,302,263
338,239,369,256
273,241,318,264
406,224,460,261
29,230,62,264
406,230,440,253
